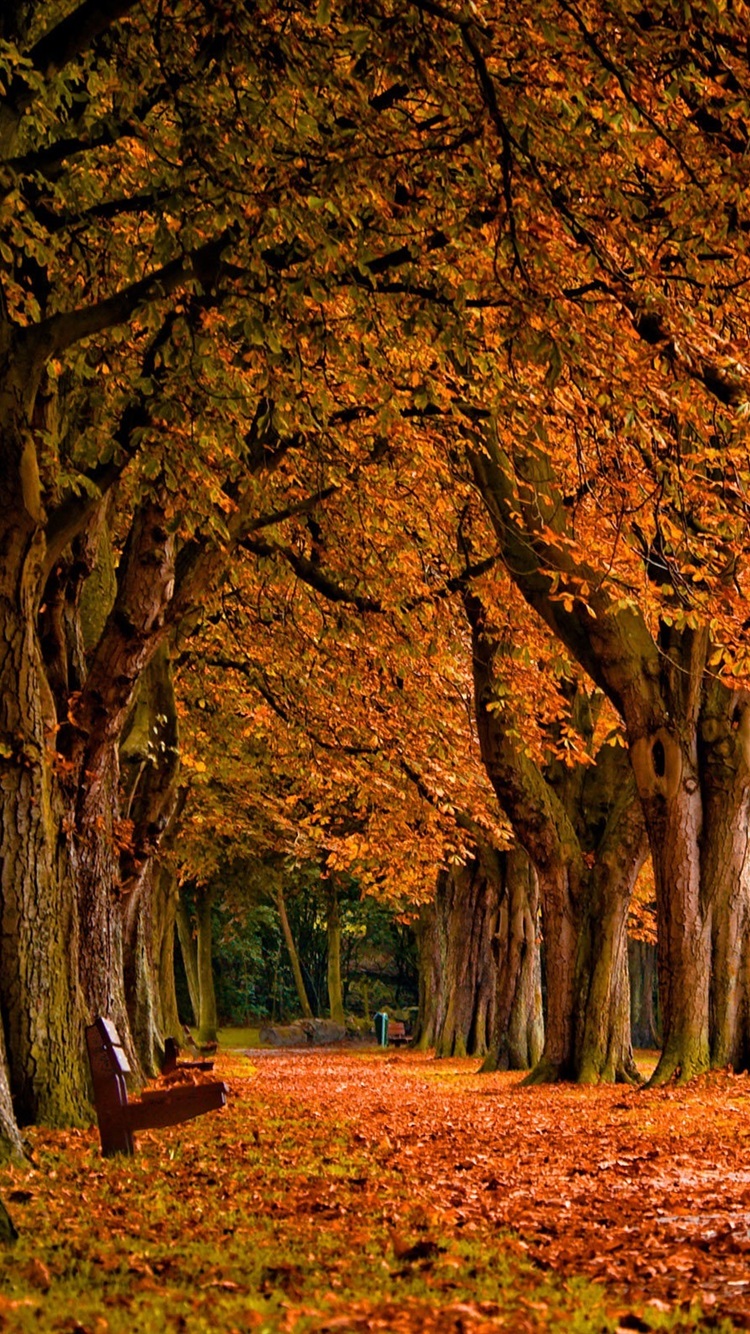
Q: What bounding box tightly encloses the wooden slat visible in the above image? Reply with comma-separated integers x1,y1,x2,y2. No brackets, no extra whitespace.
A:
127,1082,227,1132
86,1017,227,1155
85,1021,134,1156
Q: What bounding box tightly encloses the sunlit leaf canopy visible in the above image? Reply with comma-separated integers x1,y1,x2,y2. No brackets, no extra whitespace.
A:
171,479,621,898
5,0,750,893
7,0,750,608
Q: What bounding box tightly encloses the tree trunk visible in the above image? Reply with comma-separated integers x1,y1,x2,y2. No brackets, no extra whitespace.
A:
415,844,543,1067
414,902,440,1050
176,894,200,1025
67,502,178,1060
469,441,738,1083
155,865,182,1042
0,421,89,1130
0,1198,17,1244
482,845,544,1072
276,884,314,1019
466,589,645,1083
196,888,218,1046
701,686,750,1070
326,884,346,1026
573,769,646,1084
119,646,182,1071
629,938,660,1048
432,858,496,1058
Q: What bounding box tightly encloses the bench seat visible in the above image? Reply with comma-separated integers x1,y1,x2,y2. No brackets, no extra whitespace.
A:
86,1018,227,1157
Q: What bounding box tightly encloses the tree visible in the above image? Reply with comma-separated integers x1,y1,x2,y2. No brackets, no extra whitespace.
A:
0,0,481,1143
416,841,543,1067
362,0,750,1082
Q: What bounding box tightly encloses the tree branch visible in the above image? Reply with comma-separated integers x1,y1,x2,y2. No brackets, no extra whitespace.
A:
19,227,237,363
4,0,141,122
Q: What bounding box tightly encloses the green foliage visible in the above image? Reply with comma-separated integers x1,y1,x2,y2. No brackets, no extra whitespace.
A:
180,862,419,1025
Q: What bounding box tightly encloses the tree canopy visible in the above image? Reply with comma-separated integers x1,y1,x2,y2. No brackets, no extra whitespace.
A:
3,0,750,1158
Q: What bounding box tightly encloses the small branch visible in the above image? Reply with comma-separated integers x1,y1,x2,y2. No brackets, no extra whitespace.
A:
5,0,141,121
19,228,237,362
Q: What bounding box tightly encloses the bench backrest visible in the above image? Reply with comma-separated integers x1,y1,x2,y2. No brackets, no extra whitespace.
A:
85,1018,134,1156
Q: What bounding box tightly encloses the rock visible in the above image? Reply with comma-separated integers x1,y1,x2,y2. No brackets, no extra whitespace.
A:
259,1019,347,1047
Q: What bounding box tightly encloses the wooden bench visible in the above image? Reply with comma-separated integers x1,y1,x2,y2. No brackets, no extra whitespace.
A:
183,1023,218,1056
86,1018,227,1157
162,1036,214,1075
387,1021,410,1046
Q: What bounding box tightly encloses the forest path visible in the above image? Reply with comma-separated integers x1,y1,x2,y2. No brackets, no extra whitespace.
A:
252,1046,750,1329
1,1046,748,1331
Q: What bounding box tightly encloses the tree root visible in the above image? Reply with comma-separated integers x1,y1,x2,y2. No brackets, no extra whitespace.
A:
523,1058,566,1085
647,1046,709,1088
524,1056,643,1086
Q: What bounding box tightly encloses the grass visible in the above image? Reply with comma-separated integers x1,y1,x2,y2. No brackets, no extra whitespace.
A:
215,1026,262,1049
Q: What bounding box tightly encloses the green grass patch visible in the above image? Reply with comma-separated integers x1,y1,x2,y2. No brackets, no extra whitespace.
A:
216,1026,262,1049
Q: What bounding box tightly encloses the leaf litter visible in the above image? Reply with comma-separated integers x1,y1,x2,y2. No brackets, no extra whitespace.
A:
0,1048,747,1332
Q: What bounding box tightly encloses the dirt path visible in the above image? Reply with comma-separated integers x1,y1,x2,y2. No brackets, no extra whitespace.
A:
251,1047,750,1328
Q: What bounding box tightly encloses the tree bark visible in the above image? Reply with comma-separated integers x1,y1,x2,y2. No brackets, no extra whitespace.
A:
326,883,346,1026
0,393,89,1131
574,776,645,1084
119,645,182,1070
466,588,645,1083
629,939,660,1049
415,901,441,1050
469,438,727,1082
700,684,750,1070
482,845,544,1072
176,894,200,1025
276,884,314,1019
155,865,182,1042
196,887,218,1046
432,858,496,1058
415,844,543,1066
68,501,177,1045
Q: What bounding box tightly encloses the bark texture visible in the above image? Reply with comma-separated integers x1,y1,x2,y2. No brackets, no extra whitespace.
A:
466,589,646,1083
119,647,182,1071
470,437,750,1082
417,845,542,1065
0,387,89,1132
482,845,544,1072
629,939,660,1049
